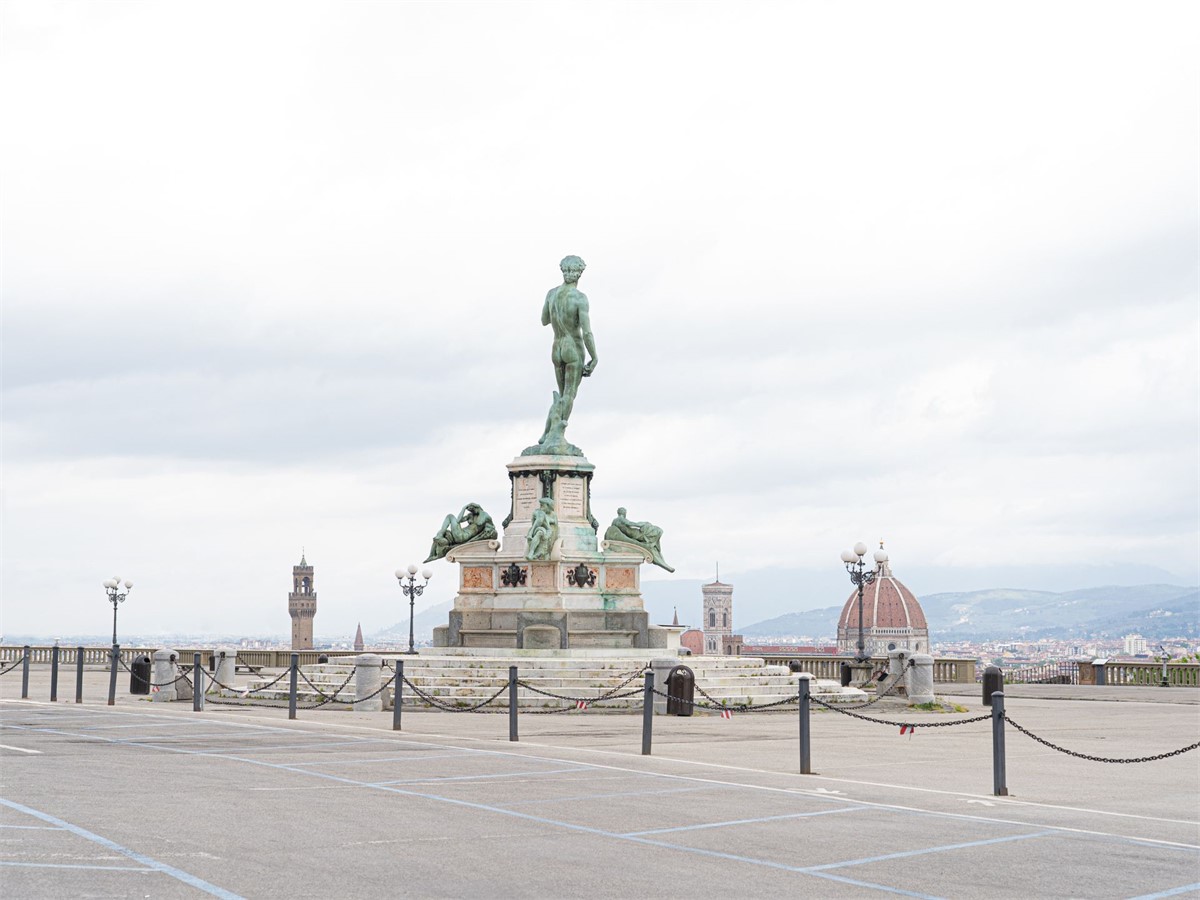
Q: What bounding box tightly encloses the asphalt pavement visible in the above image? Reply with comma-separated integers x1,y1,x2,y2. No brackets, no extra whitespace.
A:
1,666,1197,898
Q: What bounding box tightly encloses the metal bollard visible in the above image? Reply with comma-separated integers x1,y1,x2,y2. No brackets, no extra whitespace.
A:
22,645,30,699
50,645,60,702
193,653,204,712
392,660,404,731
508,666,518,742
288,654,299,720
797,675,812,774
991,691,1009,796
75,647,85,703
641,670,654,756
108,645,120,706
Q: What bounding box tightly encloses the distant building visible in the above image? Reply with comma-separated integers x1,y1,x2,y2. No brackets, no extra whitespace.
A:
836,550,929,656
702,577,734,654
288,551,317,650
680,629,705,655
354,623,364,652
1123,633,1147,656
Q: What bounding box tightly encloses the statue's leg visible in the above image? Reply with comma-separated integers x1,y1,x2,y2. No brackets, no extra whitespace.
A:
558,360,583,423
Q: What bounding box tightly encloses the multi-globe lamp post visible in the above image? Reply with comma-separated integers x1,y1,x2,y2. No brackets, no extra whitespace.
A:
103,577,134,647
840,542,887,664
394,564,433,655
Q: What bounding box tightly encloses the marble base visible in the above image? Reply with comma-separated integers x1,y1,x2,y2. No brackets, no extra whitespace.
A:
437,452,657,650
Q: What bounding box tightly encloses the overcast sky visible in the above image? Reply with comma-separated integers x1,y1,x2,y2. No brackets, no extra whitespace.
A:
3,1,1197,640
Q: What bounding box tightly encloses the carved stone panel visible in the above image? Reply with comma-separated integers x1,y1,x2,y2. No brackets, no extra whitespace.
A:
514,477,540,519
604,567,636,590
557,478,585,519
530,565,556,589
462,566,493,589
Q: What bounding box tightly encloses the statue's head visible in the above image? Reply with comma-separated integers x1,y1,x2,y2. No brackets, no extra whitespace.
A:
617,507,627,516
560,255,586,283
539,497,555,509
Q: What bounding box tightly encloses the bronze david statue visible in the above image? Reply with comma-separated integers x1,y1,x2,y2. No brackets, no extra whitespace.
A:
526,255,598,456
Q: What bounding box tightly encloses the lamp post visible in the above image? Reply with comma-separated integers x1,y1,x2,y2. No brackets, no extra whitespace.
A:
103,577,133,647
840,543,887,664
394,564,432,655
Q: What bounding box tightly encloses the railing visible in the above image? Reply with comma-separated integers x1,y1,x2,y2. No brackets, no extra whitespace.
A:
752,653,976,684
1077,661,1200,687
0,646,362,669
987,661,1080,685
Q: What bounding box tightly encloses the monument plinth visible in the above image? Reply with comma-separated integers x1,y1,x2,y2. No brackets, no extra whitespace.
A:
429,256,669,651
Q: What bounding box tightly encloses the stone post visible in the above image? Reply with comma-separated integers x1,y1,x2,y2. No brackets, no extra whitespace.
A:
152,650,179,702
213,650,237,692
907,653,935,705
354,654,383,711
881,649,909,697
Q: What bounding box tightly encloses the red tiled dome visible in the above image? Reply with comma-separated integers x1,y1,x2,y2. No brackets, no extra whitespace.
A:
838,572,927,632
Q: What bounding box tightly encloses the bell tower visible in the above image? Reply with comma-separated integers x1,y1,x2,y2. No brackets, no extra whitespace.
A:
288,551,316,650
701,567,733,654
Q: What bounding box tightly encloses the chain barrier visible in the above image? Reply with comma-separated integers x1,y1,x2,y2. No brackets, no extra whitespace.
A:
1003,714,1200,764
524,688,646,714
401,676,509,713
0,655,28,677
679,684,801,714
829,661,915,710
811,696,992,729
205,667,302,706
295,668,358,709
515,667,649,705
115,655,192,690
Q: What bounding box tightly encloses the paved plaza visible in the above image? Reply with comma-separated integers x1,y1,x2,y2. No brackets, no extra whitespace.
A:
1,667,1197,898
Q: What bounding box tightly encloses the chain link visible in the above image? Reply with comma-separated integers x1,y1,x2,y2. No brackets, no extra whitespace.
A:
811,695,992,728
516,667,648,705
0,655,28,677
401,677,510,712
1003,714,1200,763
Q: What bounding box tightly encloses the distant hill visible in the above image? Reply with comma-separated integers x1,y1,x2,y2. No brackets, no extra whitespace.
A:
742,584,1199,642
378,584,1199,644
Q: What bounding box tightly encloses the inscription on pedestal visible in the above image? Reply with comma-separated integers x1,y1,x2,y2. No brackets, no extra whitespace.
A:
514,477,540,519
557,479,585,518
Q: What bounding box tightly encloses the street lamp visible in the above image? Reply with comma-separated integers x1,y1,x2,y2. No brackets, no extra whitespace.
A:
840,543,887,664
103,577,134,647
394,564,432,655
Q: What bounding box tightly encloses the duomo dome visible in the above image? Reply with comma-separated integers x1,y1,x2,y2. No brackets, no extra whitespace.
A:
837,548,929,656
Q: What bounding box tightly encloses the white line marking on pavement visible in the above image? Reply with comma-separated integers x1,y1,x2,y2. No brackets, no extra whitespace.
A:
0,744,41,754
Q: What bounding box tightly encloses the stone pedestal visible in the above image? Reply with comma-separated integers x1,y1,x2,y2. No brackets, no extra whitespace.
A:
152,650,178,702
213,650,237,691
354,654,383,711
907,653,935,704
436,454,653,650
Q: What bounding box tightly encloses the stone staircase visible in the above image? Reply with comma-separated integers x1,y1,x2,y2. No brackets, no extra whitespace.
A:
240,655,867,711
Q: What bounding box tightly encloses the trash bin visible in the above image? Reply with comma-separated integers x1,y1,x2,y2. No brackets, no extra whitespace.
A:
982,665,1003,706
317,654,329,664
840,661,853,687
129,654,151,694
666,665,695,716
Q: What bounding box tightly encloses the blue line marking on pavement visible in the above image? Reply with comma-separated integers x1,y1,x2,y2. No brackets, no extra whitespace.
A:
805,830,1056,872
622,806,864,836
500,785,718,807
286,751,474,768
371,766,588,786
1128,884,1200,899
0,861,151,871
0,797,245,900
